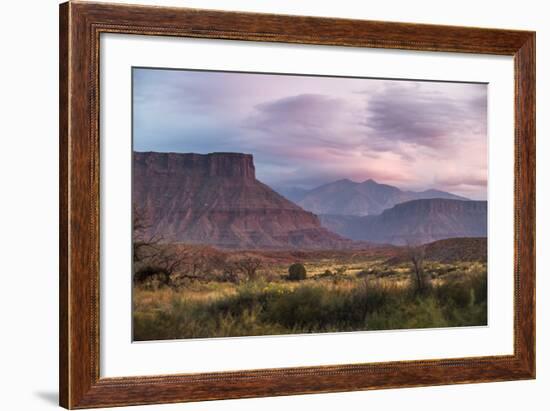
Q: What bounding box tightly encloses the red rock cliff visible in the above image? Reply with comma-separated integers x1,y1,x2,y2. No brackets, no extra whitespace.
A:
134,151,256,180
133,152,350,250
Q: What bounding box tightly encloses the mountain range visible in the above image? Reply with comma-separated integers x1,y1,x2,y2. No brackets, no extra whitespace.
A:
279,178,468,216
133,151,487,248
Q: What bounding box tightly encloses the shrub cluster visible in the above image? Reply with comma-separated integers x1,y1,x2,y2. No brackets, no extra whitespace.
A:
288,263,307,281
133,271,487,341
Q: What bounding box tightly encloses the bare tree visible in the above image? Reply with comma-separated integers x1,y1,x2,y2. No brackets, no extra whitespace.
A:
202,253,237,282
220,259,241,283
173,247,210,281
406,241,428,293
133,249,183,286
132,204,184,286
234,257,263,282
132,204,162,264
207,253,228,273
189,252,207,277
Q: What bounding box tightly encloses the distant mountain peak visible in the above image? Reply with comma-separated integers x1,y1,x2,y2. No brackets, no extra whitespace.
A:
415,188,470,200
295,177,470,217
333,178,356,185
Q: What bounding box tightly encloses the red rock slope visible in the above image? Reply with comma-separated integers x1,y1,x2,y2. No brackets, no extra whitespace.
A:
133,152,350,250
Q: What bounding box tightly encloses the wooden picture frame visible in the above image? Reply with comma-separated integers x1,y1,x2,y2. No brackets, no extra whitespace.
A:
59,1,535,408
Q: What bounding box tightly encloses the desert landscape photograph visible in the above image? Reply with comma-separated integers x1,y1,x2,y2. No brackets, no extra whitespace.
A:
132,67,488,341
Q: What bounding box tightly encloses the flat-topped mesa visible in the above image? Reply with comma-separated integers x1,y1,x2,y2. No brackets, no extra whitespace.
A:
320,198,487,245
134,151,256,180
133,151,351,249
388,198,487,215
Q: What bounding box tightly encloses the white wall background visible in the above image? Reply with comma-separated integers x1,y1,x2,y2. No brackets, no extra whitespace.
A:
0,0,546,410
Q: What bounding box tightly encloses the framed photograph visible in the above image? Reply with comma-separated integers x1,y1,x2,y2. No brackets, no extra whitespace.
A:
59,1,535,408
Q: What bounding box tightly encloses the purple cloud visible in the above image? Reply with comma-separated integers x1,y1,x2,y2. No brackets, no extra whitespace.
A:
251,94,344,130
133,68,488,199
363,83,487,150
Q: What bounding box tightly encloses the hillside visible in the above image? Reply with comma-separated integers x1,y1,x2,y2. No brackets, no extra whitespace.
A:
386,237,487,264
319,198,487,245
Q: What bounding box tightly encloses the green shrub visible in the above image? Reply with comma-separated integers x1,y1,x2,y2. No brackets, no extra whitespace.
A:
288,263,307,281
367,296,448,330
133,270,489,340
133,266,171,288
262,284,368,330
436,280,472,307
470,273,488,304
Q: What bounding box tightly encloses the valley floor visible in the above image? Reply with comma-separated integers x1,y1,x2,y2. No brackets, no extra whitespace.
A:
133,250,487,341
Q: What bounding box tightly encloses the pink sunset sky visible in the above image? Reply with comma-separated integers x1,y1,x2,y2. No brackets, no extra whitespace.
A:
133,68,487,200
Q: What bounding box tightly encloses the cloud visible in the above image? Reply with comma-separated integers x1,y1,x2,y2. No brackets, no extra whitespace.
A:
133,68,488,199
245,94,363,150
250,94,344,130
362,83,486,150
133,69,245,115
436,175,488,188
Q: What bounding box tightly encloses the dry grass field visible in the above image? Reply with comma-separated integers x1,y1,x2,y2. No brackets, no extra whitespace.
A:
133,244,487,341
